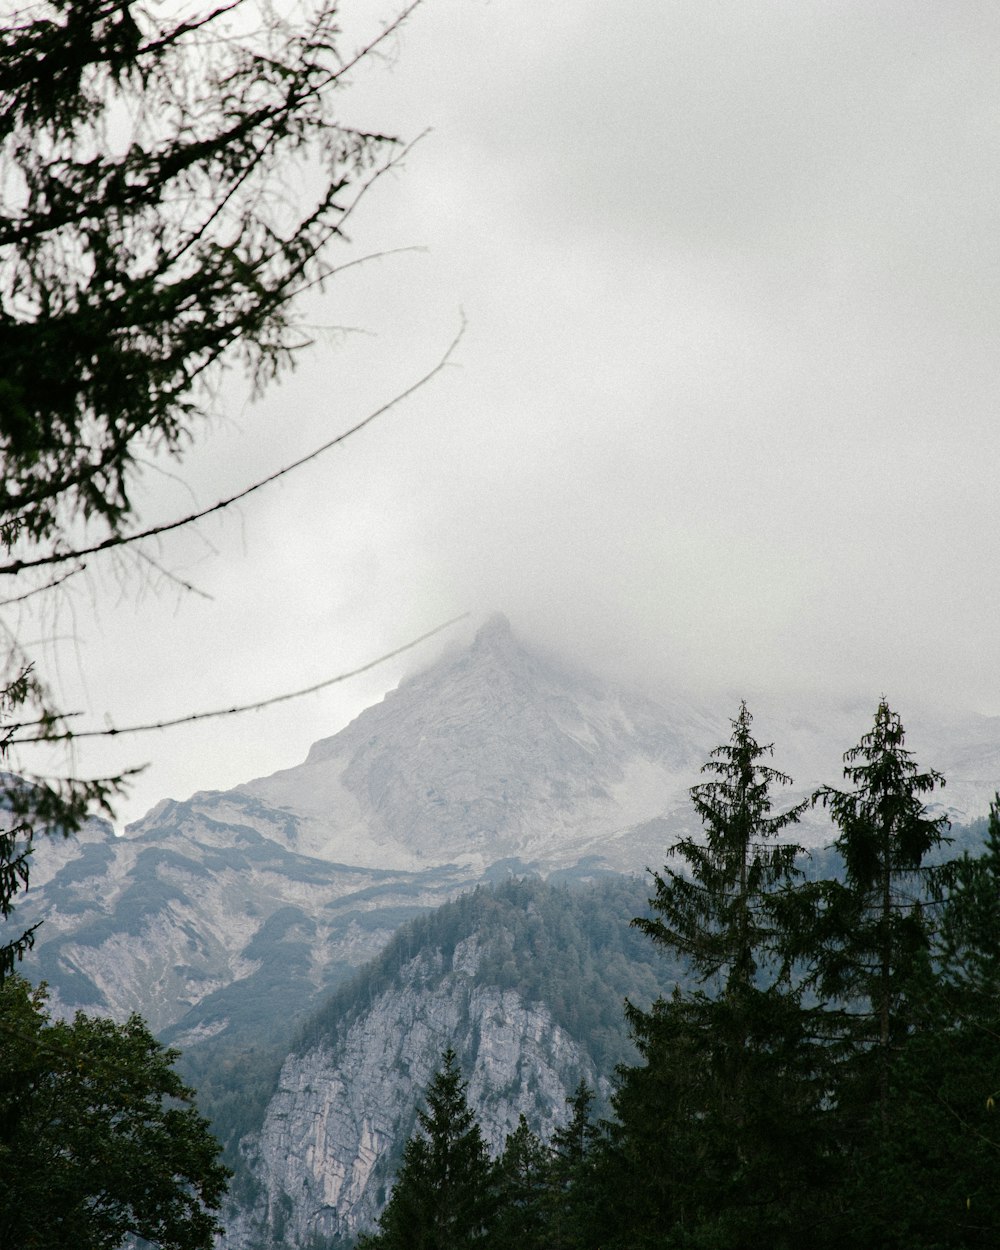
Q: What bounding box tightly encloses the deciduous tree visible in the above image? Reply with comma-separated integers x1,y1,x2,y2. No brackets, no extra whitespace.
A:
0,976,229,1249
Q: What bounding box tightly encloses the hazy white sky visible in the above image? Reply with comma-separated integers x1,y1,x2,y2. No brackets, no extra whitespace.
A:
15,0,1000,828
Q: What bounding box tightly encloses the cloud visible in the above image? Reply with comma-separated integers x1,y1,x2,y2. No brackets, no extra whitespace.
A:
18,0,1000,826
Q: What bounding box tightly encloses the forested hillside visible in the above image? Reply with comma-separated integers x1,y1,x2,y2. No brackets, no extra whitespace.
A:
192,873,679,1174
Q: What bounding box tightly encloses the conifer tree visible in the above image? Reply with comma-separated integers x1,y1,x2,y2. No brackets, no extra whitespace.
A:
808,699,949,1127
493,1114,549,1250
546,1081,603,1250
852,794,1000,1248
633,701,808,1109
937,793,1000,1016
781,701,953,1246
612,704,829,1249
636,702,806,993
358,1048,496,1250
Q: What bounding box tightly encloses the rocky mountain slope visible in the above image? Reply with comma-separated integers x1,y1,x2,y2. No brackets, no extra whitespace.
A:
14,614,719,1036
222,876,677,1249
233,611,722,874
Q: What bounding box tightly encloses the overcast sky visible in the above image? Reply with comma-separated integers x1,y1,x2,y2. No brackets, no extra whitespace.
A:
17,0,1000,829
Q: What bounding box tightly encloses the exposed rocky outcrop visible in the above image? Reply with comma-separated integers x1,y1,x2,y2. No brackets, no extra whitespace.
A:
227,935,602,1247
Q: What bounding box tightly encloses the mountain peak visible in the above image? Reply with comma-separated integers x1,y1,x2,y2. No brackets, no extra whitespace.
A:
472,612,514,647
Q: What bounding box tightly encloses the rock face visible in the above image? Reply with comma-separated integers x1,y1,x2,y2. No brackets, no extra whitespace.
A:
222,873,672,1249
15,614,721,1037
228,937,599,1247
238,612,720,874
18,808,468,1033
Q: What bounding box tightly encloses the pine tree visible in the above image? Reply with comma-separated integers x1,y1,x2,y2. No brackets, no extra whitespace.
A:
635,701,806,995
858,793,1000,1249
493,1115,549,1250
359,1048,496,1250
545,1081,603,1250
809,699,950,1128
632,702,809,1129
937,794,1000,1016
611,704,829,1249
794,700,952,1246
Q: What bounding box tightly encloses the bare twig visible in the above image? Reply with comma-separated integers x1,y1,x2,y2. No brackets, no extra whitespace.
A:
132,549,215,601
0,566,86,608
11,614,468,744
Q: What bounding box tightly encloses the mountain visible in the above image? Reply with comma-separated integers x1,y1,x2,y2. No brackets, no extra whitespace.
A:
17,613,1000,1037
14,614,718,1034
11,612,1000,1245
229,611,721,874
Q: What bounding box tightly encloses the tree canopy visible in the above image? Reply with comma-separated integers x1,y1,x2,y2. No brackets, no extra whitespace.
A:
342,711,1000,1250
0,976,229,1250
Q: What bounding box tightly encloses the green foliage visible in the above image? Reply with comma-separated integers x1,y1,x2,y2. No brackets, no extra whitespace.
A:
0,975,229,1249
493,1115,550,1250
590,702,1000,1250
635,700,806,991
545,1081,604,1250
937,794,1000,1011
297,874,679,1085
806,700,950,1132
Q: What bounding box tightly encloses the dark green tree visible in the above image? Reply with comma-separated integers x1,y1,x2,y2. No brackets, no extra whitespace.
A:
0,976,229,1249
809,699,950,1128
937,793,1000,1018
848,793,1000,1249
635,701,807,995
546,1081,603,1250
610,704,830,1249
775,700,952,1247
359,1048,496,1250
493,1114,550,1250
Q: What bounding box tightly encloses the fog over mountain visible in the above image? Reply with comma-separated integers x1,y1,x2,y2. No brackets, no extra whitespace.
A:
19,614,1000,1028
15,0,1000,842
